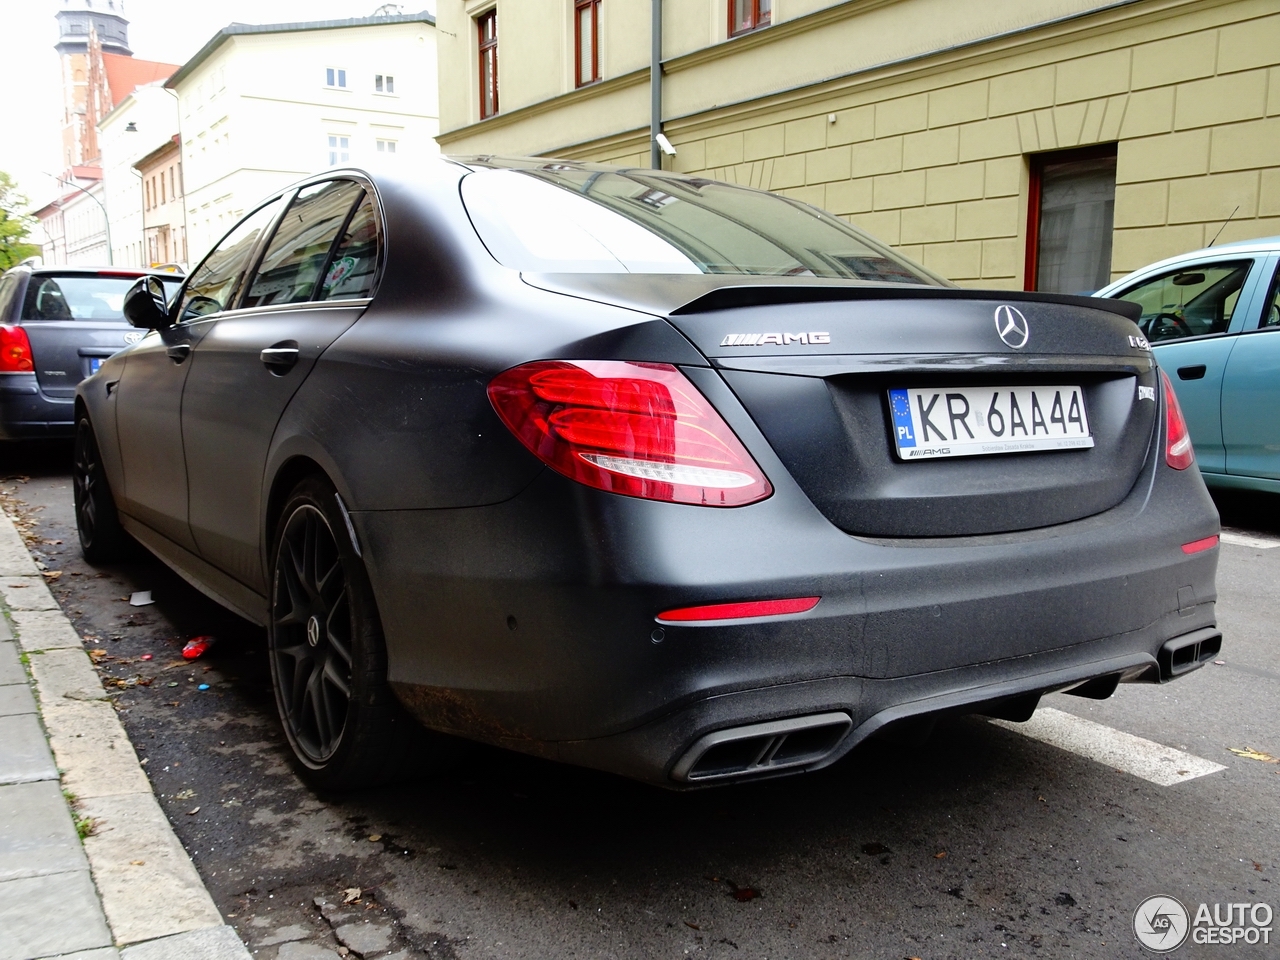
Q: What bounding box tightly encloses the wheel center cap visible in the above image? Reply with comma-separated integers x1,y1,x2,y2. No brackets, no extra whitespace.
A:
306,615,321,647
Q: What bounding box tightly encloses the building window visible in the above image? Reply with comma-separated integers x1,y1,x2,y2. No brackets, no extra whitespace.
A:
376,139,397,154
325,67,347,88
1025,144,1118,294
575,0,600,87
327,135,350,165
375,74,395,94
477,9,498,119
729,0,771,36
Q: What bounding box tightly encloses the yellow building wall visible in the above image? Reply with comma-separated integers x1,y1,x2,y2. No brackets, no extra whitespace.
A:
440,0,1280,287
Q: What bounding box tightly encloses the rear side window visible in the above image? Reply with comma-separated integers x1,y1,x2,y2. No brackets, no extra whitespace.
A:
319,194,379,300
20,275,143,321
178,199,284,321
242,180,365,308
1115,260,1252,342
0,274,18,320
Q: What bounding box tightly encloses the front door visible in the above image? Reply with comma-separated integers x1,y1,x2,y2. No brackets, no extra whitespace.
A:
114,198,284,549
1223,259,1280,481
182,180,379,592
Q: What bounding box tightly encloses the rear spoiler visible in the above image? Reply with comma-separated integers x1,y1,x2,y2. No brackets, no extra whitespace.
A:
670,284,1142,322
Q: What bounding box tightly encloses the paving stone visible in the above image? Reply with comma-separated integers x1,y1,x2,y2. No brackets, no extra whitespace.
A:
0,614,13,640
42,699,150,800
249,923,312,947
0,870,112,960
79,792,223,946
0,577,59,611
119,925,252,960
0,641,24,684
0,682,36,717
11,609,85,650
0,714,58,785
333,920,393,956
0,523,40,577
33,949,120,960
275,943,341,960
0,780,87,881
25,648,105,703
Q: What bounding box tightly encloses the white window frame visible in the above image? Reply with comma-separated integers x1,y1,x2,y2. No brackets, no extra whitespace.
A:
376,139,397,154
325,67,348,89
375,74,397,95
327,134,350,166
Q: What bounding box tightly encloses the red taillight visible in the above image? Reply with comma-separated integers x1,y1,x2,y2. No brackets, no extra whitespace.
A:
0,325,34,373
487,360,772,506
1181,535,1219,555
1161,369,1194,470
657,597,820,622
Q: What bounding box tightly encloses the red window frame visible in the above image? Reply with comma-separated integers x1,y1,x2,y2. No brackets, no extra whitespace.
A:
477,9,498,119
575,0,601,88
729,0,771,37
1024,142,1117,291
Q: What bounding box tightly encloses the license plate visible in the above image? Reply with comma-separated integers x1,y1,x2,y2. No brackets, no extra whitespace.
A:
888,385,1094,460
88,358,103,375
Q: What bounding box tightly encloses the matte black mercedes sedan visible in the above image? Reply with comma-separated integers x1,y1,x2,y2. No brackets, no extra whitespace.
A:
74,159,1221,790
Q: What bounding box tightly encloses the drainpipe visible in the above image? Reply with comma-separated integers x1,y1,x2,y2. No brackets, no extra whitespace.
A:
650,0,662,169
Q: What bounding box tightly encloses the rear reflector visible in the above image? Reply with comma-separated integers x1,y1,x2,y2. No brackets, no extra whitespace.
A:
488,360,772,506
1181,535,1219,555
657,596,820,622
1161,369,1194,470
0,325,34,373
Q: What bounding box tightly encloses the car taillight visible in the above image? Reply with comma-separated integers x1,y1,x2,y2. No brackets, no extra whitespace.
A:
487,360,772,506
0,325,34,373
1160,369,1194,470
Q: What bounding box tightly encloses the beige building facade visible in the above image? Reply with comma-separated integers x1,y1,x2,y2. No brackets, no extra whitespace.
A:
437,0,1280,289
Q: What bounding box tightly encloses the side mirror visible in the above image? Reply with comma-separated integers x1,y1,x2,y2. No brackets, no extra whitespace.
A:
123,276,171,329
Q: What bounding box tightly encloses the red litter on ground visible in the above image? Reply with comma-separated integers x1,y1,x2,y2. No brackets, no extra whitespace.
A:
182,636,216,660
139,653,153,661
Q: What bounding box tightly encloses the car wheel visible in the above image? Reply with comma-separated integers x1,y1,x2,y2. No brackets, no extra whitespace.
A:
268,475,412,790
73,416,134,563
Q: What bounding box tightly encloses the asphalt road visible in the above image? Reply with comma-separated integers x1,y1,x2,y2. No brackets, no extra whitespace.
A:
2,441,1277,960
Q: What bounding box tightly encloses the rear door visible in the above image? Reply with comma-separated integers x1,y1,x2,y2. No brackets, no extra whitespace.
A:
1222,256,1280,481
181,180,379,591
17,272,145,397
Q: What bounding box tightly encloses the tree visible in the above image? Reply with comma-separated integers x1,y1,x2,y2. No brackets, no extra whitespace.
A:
0,172,40,271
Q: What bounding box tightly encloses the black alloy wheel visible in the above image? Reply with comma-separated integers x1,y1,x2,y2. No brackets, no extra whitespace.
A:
73,416,133,563
268,475,408,789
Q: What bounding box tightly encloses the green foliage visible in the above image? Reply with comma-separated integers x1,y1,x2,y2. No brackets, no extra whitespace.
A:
0,171,40,271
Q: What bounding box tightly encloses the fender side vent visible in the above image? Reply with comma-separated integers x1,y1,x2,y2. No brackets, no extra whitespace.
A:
672,712,853,783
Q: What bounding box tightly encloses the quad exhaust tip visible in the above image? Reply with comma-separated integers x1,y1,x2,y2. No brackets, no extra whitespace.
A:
671,712,853,783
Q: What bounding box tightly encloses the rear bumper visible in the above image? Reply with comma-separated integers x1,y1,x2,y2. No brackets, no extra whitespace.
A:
0,375,75,439
361,419,1220,786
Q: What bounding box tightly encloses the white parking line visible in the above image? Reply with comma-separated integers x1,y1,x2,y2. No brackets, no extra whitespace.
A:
1220,528,1280,549
992,707,1226,786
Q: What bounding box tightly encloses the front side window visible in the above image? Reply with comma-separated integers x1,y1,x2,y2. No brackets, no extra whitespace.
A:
328,135,350,166
478,10,498,119
575,0,600,87
1115,260,1253,343
461,165,938,283
242,180,365,308
730,0,771,36
325,67,347,88
178,199,284,320
320,194,380,300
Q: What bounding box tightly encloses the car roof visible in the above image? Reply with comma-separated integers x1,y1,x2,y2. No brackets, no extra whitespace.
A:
1098,235,1280,295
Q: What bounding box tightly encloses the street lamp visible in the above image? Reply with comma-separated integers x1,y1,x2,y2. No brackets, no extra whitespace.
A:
46,173,113,265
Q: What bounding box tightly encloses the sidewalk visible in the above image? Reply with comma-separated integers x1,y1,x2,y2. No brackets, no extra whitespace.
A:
0,508,251,960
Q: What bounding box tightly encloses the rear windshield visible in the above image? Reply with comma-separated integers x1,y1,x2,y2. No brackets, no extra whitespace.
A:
461,166,941,283
21,274,182,322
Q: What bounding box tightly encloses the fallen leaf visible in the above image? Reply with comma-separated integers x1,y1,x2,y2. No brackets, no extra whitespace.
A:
88,649,109,664
130,860,145,866
342,887,362,904
186,806,200,815
934,851,947,859
684,921,700,930
41,570,62,581
1228,747,1279,764
368,834,382,842
1255,862,1264,871
731,886,761,902
174,789,195,800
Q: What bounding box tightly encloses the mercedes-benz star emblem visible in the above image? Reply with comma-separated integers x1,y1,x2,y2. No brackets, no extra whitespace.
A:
306,615,321,647
994,304,1030,349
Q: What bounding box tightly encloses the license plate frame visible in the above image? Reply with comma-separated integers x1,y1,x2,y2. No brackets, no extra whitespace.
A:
88,357,104,375
888,385,1094,461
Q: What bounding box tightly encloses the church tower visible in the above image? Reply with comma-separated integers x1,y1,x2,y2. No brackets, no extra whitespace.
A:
55,0,132,168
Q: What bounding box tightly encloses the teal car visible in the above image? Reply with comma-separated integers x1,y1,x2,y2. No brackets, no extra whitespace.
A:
1098,236,1280,494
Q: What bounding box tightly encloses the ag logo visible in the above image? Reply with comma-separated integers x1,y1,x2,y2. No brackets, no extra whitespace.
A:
123,331,143,344
1134,895,1190,952
994,304,1029,349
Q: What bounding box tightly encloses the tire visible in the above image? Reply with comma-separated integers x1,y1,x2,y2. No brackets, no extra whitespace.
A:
73,416,134,564
268,474,416,790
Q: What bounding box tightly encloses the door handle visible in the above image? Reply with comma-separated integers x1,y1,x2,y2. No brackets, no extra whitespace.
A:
166,344,191,363
260,345,300,374
1177,365,1207,380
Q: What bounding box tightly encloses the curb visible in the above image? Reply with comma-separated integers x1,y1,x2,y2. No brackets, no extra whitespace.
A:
0,506,251,960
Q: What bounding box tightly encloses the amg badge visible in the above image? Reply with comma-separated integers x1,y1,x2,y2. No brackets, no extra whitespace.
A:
720,332,831,347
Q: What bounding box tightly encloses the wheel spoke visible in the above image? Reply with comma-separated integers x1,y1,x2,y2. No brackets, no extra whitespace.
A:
306,666,331,749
